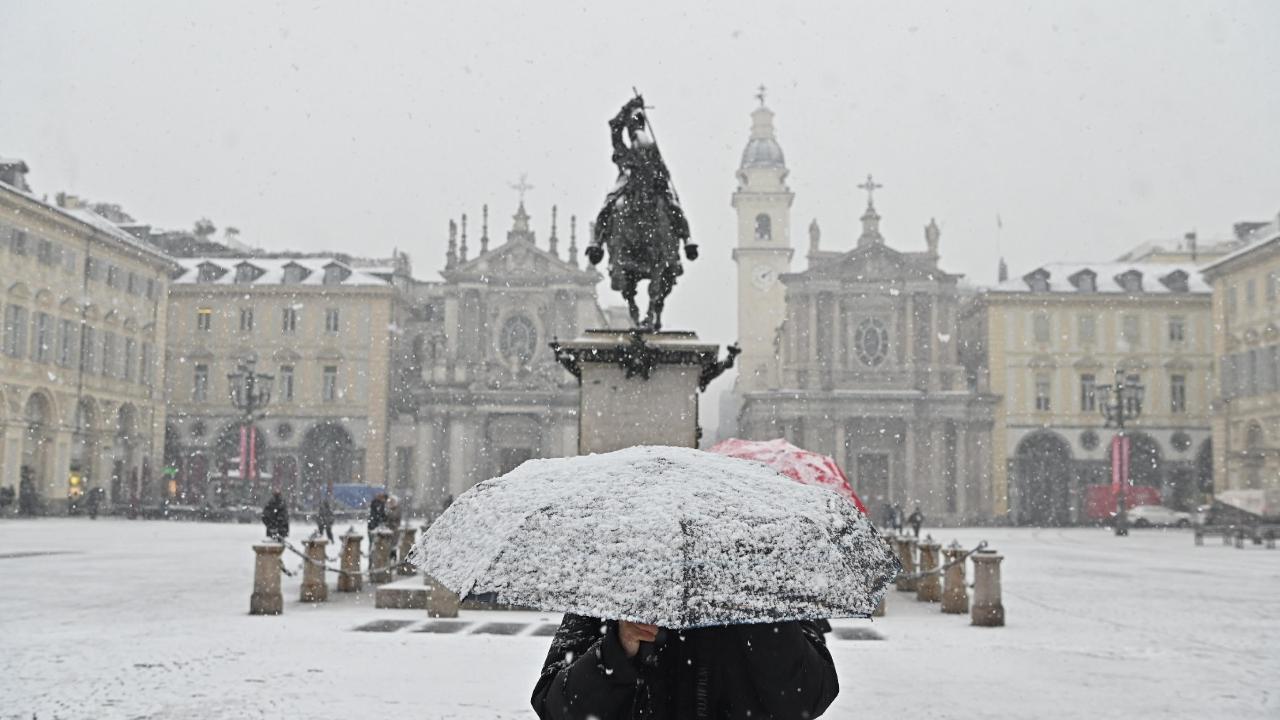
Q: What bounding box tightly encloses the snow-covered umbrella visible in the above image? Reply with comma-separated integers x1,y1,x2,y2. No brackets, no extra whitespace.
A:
709,437,869,515
409,445,899,629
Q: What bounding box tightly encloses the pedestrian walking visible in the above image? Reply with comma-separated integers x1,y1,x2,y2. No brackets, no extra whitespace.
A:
261,491,289,541
882,501,897,531
367,492,387,535
385,495,402,561
532,615,838,719
17,470,38,517
86,487,102,520
907,504,925,539
316,498,335,543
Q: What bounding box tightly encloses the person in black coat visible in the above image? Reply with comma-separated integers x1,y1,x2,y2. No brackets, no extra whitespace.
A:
316,498,335,542
261,491,289,541
531,614,839,720
367,492,387,535
907,505,924,539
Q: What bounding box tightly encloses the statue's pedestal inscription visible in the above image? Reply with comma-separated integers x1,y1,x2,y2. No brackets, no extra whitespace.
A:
553,330,738,454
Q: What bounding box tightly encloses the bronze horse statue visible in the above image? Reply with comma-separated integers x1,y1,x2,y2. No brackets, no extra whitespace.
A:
586,95,697,331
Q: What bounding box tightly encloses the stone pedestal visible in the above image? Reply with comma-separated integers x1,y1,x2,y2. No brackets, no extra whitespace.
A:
397,527,417,576
551,330,738,453
300,537,329,603
894,536,918,592
369,527,396,584
941,541,969,614
424,575,460,618
249,542,284,616
915,537,941,603
338,528,363,593
971,548,1005,627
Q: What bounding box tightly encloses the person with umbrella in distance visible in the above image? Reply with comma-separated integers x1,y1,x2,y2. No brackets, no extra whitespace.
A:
261,490,289,541
409,446,899,720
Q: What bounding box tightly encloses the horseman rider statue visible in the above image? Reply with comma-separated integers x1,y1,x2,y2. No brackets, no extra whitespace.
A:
586,95,698,332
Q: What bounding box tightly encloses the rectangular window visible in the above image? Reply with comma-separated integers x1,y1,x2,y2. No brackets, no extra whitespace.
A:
282,307,298,335
1121,314,1141,346
1227,286,1238,314
1170,374,1187,414
279,365,295,402
123,338,136,382
57,319,75,367
1032,313,1050,343
11,230,28,255
1246,278,1257,307
140,343,152,385
80,326,96,372
145,278,157,300
1124,374,1143,415
101,331,117,378
324,307,340,334
1080,373,1096,412
32,311,51,363
395,447,414,494
3,304,27,358
36,239,55,265
1035,375,1051,411
1078,315,1096,344
1168,316,1185,343
126,272,139,296
197,307,213,332
239,308,254,333
193,364,209,402
322,365,337,402
106,264,120,289
63,249,78,274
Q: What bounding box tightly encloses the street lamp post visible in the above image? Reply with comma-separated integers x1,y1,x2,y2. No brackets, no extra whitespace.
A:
1098,369,1144,536
228,358,273,504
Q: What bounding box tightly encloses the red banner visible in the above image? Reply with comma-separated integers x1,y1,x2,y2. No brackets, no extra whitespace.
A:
1111,433,1131,501
248,425,257,482
239,425,249,482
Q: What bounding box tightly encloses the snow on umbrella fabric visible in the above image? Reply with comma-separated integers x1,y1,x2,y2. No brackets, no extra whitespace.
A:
409,445,900,629
709,437,869,515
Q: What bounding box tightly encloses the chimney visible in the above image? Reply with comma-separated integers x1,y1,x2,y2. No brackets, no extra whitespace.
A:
1185,231,1197,263
997,257,1009,283
0,158,31,192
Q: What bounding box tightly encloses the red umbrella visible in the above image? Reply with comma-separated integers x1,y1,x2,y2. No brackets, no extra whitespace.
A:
709,438,868,515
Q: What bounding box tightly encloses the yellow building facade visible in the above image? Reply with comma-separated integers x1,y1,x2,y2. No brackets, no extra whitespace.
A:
1202,218,1280,492
962,262,1214,523
1,163,176,512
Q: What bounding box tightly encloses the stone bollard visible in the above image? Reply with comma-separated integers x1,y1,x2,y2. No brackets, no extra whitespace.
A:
250,541,284,615
300,536,329,603
894,536,918,592
970,548,1005,627
369,527,396,584
424,575,460,618
941,540,969,615
397,527,418,576
916,536,942,603
337,527,363,593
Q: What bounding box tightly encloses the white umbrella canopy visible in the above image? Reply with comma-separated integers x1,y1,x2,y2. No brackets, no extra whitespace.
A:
410,445,899,629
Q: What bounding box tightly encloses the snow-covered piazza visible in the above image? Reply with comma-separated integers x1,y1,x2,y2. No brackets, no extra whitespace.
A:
2,518,1276,719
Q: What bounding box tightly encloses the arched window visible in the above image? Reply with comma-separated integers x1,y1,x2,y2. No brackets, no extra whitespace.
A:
754,214,772,242
500,315,537,364
854,318,889,367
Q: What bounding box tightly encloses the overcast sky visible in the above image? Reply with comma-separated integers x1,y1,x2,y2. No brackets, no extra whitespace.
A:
3,1,1279,427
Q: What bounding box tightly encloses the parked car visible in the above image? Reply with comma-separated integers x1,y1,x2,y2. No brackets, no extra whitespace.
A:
1128,504,1193,528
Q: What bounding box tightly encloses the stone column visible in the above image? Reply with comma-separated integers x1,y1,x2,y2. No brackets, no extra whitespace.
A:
971,548,1005,627
369,526,396,584
893,535,918,592
249,542,284,615
300,536,328,602
337,528,363,593
397,527,417,576
941,541,969,614
915,536,941,602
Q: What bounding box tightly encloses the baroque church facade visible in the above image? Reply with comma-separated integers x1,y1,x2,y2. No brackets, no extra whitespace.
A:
728,100,998,523
394,201,605,510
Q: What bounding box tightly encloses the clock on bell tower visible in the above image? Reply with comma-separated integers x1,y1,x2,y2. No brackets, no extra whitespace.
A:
731,87,794,394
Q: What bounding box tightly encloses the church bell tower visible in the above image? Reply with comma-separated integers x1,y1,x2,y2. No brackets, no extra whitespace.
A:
731,88,794,393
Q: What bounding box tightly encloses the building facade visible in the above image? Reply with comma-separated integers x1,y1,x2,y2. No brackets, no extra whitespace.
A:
163,254,407,509
728,102,997,523
1202,215,1280,492
397,202,604,510
1,161,176,512
963,262,1214,523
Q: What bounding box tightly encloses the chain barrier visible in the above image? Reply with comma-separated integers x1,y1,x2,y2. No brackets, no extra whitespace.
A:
280,539,400,579
895,540,988,581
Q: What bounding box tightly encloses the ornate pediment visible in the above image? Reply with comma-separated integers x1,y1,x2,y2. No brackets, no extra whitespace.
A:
444,240,600,287
799,242,952,285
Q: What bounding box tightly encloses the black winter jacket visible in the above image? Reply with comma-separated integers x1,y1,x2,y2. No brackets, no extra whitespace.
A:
531,614,838,720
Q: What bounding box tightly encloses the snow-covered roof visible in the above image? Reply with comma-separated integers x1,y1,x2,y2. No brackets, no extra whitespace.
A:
0,180,175,267
988,261,1210,295
1200,219,1280,276
171,257,395,287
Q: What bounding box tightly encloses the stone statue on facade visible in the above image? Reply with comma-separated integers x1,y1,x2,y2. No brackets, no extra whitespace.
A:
586,95,697,331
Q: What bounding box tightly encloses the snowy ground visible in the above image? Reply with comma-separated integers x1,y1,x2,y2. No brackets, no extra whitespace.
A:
1,519,1277,719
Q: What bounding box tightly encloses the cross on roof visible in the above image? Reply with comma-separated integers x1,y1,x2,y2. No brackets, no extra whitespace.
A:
509,173,534,204
756,84,767,107
858,174,883,206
